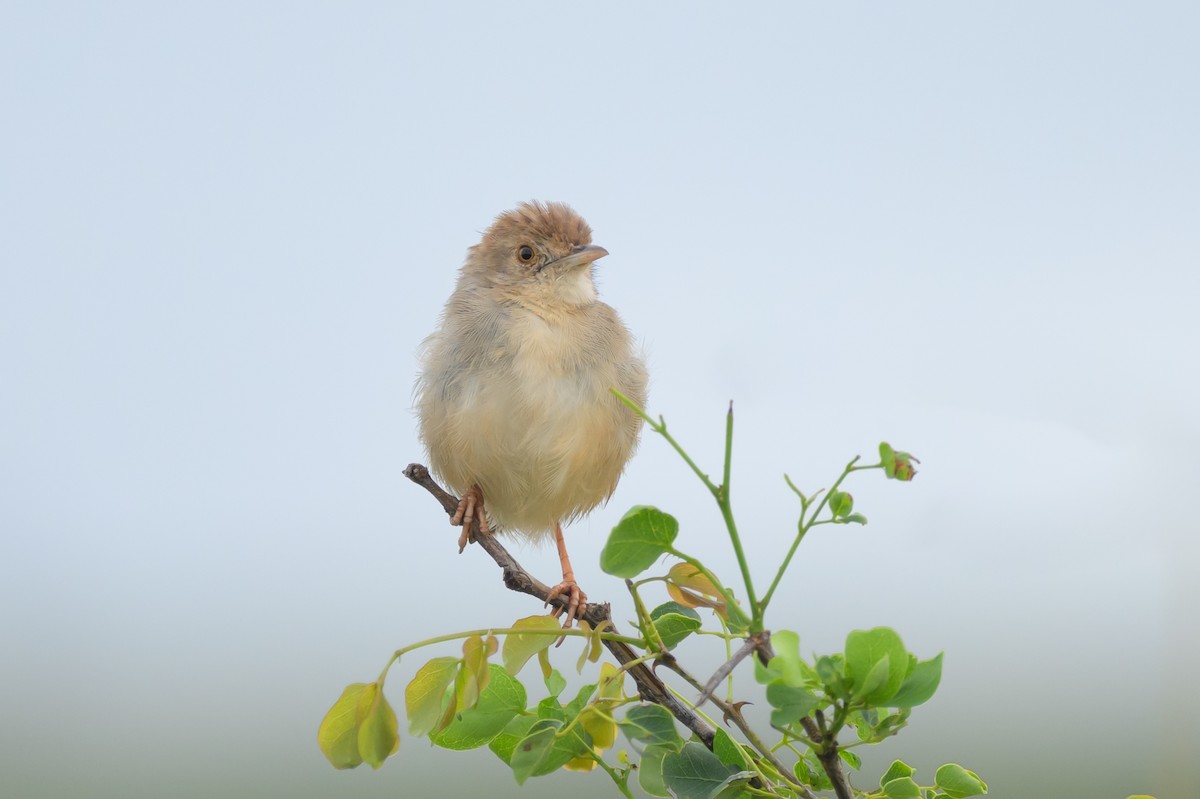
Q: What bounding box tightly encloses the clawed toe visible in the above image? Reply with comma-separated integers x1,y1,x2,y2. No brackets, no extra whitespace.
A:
451,485,489,553
546,581,588,644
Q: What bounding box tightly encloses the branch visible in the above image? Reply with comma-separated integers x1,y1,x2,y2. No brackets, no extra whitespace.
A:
404,463,715,748
753,636,853,799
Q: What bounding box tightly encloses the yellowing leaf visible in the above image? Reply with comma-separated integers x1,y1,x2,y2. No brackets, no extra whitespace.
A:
564,753,599,772
588,620,610,664
574,620,612,673
357,683,400,769
576,620,593,674
461,634,491,710
666,563,728,617
318,682,371,769
404,657,458,737
597,662,625,702
579,705,618,751
502,615,562,676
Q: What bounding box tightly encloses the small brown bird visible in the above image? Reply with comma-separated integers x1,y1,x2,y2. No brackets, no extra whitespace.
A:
416,201,648,628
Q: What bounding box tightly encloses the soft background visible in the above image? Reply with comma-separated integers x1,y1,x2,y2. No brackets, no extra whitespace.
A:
2,3,1196,798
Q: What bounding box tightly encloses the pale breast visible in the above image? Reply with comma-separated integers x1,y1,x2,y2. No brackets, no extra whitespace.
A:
419,302,645,541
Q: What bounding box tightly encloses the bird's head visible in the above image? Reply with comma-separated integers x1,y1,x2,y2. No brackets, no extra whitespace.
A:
465,201,608,309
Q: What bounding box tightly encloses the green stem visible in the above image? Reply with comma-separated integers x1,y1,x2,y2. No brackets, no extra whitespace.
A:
613,390,716,490
759,457,862,613
613,390,760,630
591,755,635,799
376,626,644,684
722,401,733,494
718,405,760,623
625,579,665,652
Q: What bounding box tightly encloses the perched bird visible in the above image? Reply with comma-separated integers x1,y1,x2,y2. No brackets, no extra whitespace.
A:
416,201,648,627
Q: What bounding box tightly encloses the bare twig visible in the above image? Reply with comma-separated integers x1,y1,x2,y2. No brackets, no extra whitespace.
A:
404,463,715,748
696,636,758,707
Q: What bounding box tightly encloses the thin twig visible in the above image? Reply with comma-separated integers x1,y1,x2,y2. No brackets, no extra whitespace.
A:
404,463,715,748
696,636,758,707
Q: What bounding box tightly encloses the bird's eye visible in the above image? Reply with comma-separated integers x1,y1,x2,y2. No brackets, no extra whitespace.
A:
518,245,535,262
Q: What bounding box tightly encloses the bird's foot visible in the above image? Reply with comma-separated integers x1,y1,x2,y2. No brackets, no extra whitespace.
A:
546,580,588,640
451,484,489,553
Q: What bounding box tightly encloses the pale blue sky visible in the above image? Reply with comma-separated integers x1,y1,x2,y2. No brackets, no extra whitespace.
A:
2,3,1197,798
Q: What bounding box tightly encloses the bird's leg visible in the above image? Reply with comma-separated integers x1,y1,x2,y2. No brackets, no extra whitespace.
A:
451,484,490,553
546,522,587,632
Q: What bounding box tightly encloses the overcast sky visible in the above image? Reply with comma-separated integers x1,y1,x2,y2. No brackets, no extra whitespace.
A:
2,3,1197,798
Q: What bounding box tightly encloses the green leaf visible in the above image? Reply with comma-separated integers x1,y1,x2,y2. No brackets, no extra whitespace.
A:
660,741,740,799
882,776,922,798
544,668,567,699
710,772,758,798
795,753,834,790
649,602,703,650
843,512,868,525
879,442,896,474
536,695,566,721
317,683,370,769
619,704,684,749
880,759,915,786
563,682,599,718
489,715,537,765
935,764,988,798
766,683,819,726
764,630,813,687
508,719,560,785
849,707,878,740
600,506,679,578
829,490,853,518
815,654,849,699
432,665,526,750
855,653,892,701
502,616,562,675
638,743,674,797
404,657,459,737
753,653,782,685
357,683,400,769
845,627,907,704
874,710,909,739
890,653,944,708
509,718,593,784
712,727,749,769
838,749,862,770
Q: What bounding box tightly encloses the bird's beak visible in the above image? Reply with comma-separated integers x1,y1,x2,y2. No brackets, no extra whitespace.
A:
548,244,608,271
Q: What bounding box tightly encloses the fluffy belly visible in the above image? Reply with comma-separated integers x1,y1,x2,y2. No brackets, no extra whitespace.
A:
425,372,633,541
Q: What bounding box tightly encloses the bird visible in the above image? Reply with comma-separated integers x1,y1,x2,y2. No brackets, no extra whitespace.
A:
416,201,648,629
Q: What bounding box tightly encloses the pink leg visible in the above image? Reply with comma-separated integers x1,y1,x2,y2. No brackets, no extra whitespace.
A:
545,521,587,632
